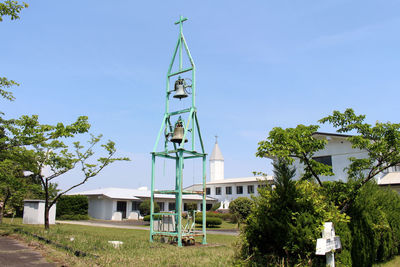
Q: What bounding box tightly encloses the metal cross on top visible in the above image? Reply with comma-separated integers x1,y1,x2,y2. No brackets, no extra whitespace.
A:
175,15,187,36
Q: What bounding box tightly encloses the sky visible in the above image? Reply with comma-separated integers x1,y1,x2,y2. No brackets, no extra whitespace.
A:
1,1,400,192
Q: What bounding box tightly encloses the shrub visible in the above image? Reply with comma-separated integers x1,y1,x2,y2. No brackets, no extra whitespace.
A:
195,216,222,227
229,197,252,225
347,182,400,267
58,214,89,220
210,202,220,211
143,214,163,221
139,200,160,216
236,160,349,266
56,195,88,218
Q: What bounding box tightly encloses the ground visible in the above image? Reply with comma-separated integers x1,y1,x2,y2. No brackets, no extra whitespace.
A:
0,218,237,266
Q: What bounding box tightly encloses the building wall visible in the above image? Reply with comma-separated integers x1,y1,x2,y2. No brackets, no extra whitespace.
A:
23,201,56,225
88,197,114,220
292,138,368,182
210,160,224,181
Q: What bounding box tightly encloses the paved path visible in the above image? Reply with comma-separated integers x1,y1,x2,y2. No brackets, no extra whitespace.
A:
0,236,56,267
57,220,239,236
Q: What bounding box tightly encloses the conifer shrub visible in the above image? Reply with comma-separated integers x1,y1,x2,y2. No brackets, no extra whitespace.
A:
235,160,350,266
56,195,88,220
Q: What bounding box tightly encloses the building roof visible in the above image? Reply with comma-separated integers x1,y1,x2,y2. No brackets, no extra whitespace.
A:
312,132,353,139
379,172,400,186
210,142,224,161
70,187,216,201
184,176,273,188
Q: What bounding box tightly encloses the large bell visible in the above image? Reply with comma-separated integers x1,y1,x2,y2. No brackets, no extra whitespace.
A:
170,122,188,143
173,78,188,99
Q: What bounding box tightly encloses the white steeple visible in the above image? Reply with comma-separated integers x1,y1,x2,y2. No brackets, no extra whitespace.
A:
210,136,224,181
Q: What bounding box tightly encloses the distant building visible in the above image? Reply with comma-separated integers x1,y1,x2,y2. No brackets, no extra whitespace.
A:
185,139,273,209
71,187,216,221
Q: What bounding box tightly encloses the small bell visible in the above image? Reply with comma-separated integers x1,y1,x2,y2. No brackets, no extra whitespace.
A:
170,120,188,143
173,78,188,99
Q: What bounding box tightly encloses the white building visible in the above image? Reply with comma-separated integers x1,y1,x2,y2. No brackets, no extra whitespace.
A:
185,140,273,209
287,132,400,190
71,187,217,221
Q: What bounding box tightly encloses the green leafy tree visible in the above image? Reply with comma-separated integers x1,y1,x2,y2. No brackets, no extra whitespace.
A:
28,133,129,229
229,197,252,227
257,108,400,213
139,199,159,216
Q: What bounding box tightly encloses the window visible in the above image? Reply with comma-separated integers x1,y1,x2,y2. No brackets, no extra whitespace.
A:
132,201,141,211
206,187,210,195
236,186,243,194
157,202,164,211
206,204,213,211
216,187,221,195
168,202,176,211
226,186,232,195
247,185,254,194
313,155,332,167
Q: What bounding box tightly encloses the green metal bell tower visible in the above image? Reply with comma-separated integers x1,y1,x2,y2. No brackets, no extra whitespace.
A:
150,16,207,247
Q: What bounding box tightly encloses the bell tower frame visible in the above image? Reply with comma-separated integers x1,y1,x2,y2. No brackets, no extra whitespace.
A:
150,16,207,247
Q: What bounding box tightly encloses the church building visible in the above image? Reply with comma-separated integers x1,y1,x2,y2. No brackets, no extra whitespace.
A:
185,139,273,209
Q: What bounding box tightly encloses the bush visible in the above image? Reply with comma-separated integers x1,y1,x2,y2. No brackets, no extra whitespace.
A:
56,195,88,218
347,182,400,267
210,202,220,211
229,197,252,225
236,160,349,266
58,214,89,220
195,216,222,227
139,200,160,216
143,214,163,221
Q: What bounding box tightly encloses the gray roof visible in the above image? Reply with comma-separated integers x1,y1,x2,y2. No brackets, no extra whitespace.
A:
70,187,216,201
210,142,224,161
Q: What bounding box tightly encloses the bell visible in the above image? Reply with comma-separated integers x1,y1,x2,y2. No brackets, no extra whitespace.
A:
170,122,188,143
173,78,188,99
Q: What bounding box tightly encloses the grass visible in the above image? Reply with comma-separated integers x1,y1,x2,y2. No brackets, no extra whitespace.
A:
0,218,237,266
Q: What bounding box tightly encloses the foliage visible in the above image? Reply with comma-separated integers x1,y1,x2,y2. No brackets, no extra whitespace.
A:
347,182,400,267
57,214,89,220
195,216,222,227
236,160,350,266
210,202,220,211
56,195,88,218
185,202,197,212
139,200,159,216
143,214,163,221
0,0,28,22
196,211,234,222
229,197,252,226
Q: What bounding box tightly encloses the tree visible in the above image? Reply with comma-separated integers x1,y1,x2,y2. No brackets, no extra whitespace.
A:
229,197,252,227
257,108,400,213
139,200,159,216
237,160,349,266
27,133,130,229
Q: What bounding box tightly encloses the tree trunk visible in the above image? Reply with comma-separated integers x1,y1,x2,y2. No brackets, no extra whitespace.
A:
44,179,50,229
0,189,11,224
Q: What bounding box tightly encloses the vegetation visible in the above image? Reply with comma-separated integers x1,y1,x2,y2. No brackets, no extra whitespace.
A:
56,195,89,220
195,216,222,227
229,197,252,226
236,160,350,266
0,218,236,266
139,200,159,216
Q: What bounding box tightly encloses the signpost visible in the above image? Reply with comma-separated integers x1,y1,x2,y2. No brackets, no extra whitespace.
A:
316,222,341,267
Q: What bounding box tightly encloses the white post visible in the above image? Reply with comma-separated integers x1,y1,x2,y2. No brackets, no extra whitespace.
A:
326,251,334,267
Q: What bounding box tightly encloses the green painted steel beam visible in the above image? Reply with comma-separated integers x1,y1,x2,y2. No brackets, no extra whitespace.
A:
168,67,193,77
168,108,192,116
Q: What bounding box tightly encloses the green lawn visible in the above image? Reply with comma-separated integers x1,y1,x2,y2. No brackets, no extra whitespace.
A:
0,218,237,266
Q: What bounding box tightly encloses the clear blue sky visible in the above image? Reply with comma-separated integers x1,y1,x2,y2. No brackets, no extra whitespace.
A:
2,1,400,192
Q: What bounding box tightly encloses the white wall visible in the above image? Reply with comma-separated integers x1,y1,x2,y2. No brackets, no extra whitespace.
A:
292,137,368,182
210,160,224,181
23,201,56,225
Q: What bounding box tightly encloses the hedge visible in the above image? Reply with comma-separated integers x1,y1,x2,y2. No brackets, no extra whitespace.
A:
143,214,163,221
195,216,222,227
56,195,88,219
